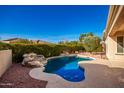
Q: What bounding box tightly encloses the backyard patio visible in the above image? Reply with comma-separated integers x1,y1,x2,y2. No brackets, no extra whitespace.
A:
0,5,124,88
0,54,124,88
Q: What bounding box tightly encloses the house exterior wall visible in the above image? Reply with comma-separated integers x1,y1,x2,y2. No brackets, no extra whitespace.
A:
105,31,124,61
0,50,12,77
0,40,10,44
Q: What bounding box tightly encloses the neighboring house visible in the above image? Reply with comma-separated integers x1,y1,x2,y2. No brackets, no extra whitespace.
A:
103,5,124,61
0,40,10,44
2,38,51,44
2,38,22,43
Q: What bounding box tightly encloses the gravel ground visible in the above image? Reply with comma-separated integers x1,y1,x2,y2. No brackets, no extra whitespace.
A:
0,63,48,88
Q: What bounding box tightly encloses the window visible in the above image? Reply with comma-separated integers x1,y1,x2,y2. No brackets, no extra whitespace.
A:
117,36,124,53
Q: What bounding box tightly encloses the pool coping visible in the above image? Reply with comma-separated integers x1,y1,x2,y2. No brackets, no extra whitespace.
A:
29,54,97,87
46,54,96,61
29,54,124,87
46,54,77,60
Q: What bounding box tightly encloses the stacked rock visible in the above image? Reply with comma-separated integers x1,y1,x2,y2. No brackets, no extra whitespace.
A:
22,53,47,69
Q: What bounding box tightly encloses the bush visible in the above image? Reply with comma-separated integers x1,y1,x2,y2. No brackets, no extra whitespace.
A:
0,43,85,63
83,36,101,52
94,45,103,52
0,42,12,50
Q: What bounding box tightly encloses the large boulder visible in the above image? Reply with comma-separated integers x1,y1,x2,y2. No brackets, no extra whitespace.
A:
22,53,47,68
27,61,43,67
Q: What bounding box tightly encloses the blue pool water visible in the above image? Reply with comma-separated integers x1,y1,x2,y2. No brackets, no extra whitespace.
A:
44,56,93,82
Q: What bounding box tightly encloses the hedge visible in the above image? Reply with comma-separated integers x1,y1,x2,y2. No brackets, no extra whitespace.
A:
0,42,85,63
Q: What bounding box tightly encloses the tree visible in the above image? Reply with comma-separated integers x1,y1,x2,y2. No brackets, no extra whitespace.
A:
83,35,101,52
65,41,79,46
86,32,94,37
79,32,94,42
79,34,86,42
58,41,65,44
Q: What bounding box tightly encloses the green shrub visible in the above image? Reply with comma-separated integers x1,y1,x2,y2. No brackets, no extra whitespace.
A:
94,45,103,52
0,42,12,50
0,43,85,63
11,44,44,62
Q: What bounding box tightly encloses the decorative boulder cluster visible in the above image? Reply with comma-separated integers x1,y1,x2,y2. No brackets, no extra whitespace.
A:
22,53,47,69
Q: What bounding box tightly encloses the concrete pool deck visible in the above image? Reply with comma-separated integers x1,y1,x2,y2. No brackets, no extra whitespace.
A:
29,55,124,88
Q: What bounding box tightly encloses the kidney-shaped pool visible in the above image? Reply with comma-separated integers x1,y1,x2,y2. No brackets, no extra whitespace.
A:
44,55,94,82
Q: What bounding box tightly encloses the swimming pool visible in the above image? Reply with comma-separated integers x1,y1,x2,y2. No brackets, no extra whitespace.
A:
44,55,93,82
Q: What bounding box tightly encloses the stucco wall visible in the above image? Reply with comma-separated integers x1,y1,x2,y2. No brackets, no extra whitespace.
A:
0,50,12,77
105,31,124,61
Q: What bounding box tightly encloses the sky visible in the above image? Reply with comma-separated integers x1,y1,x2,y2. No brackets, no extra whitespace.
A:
0,5,109,43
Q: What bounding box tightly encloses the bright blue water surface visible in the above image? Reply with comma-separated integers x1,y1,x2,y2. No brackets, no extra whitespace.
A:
44,56,93,82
